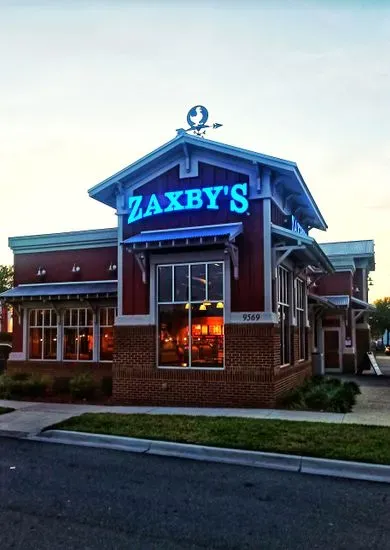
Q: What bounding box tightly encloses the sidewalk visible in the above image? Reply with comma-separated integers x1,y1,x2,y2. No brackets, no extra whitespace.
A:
1,397,390,437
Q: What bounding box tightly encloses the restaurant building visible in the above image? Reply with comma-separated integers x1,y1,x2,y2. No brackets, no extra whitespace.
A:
0,115,376,406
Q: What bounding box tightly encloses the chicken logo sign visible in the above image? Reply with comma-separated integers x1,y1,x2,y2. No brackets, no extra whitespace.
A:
178,105,223,136
127,183,249,225
187,106,209,130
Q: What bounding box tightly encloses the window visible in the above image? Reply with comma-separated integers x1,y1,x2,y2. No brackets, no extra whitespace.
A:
278,266,290,365
157,262,224,368
99,307,116,361
296,279,306,360
63,308,93,361
29,309,57,360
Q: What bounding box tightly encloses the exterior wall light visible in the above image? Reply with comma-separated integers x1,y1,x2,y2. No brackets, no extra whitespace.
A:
108,262,117,272
72,264,81,273
36,267,46,277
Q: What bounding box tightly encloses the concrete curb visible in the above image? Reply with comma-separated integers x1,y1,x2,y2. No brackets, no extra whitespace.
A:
30,429,390,484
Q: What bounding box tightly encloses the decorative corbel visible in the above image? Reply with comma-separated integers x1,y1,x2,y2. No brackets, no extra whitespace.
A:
134,252,147,284
182,142,191,173
115,181,126,211
283,191,300,209
294,205,307,217
225,244,239,280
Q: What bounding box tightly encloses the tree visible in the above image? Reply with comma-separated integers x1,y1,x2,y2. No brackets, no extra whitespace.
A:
0,265,13,294
370,297,390,345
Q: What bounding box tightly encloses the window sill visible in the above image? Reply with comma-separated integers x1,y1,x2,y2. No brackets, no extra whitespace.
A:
158,365,225,371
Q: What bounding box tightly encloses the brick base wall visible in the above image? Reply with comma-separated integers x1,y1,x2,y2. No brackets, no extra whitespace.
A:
6,361,112,382
112,323,312,408
274,361,312,403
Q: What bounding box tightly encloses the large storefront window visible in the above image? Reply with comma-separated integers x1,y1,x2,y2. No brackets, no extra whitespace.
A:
158,262,224,368
99,307,116,361
296,279,306,360
278,266,290,365
29,309,57,360
63,308,93,361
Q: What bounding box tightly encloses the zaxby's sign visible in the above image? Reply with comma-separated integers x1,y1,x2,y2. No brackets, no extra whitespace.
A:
127,183,249,225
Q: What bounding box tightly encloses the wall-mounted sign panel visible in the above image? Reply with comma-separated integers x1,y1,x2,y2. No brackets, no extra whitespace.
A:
127,183,249,225
291,215,307,236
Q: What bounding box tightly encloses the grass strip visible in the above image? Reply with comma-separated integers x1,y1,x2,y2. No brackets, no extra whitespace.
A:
0,407,14,415
53,413,390,465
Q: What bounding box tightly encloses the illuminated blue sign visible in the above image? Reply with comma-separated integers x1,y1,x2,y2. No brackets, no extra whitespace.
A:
291,215,307,236
127,183,249,225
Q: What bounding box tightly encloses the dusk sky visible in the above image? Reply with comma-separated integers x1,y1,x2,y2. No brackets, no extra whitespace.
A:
1,1,389,300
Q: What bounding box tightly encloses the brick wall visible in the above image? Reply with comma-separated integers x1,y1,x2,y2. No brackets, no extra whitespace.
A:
112,323,311,407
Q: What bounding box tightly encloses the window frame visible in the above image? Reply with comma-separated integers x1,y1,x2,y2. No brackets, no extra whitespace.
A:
296,278,306,361
156,260,225,370
62,307,94,362
98,306,117,362
278,266,291,367
28,308,58,361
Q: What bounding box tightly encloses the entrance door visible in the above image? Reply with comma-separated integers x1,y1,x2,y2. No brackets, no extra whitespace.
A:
324,328,341,372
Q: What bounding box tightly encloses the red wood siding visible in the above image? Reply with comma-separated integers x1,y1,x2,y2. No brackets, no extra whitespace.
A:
271,201,286,226
121,163,264,315
14,247,117,285
316,272,353,296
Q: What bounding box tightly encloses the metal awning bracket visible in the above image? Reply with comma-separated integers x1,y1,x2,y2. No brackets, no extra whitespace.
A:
353,309,365,322
274,245,306,267
134,252,148,284
225,244,239,280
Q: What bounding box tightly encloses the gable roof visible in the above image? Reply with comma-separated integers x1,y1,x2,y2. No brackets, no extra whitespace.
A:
88,133,327,231
320,240,374,257
319,240,375,272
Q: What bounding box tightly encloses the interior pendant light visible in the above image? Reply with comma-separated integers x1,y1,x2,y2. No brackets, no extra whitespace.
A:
216,301,224,309
199,304,207,311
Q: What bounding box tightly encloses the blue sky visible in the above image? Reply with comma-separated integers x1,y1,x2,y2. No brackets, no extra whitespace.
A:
0,1,389,300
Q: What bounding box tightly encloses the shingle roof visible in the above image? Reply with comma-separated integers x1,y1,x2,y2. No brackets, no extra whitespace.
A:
319,240,374,257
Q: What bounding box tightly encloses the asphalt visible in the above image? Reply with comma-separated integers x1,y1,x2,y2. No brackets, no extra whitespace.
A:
1,438,390,550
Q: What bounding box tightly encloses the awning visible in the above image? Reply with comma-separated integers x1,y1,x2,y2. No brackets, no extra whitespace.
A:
308,294,333,308
271,224,334,273
0,281,117,302
122,222,243,250
321,295,350,308
351,296,376,311
123,223,243,283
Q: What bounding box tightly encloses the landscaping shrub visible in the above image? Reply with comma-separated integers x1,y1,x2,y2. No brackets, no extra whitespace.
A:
283,376,361,413
101,377,112,397
0,374,51,399
11,372,30,381
25,375,52,398
52,377,70,395
69,373,97,400
0,375,13,399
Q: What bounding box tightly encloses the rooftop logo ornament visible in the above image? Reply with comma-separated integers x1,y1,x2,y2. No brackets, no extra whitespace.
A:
177,105,223,137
